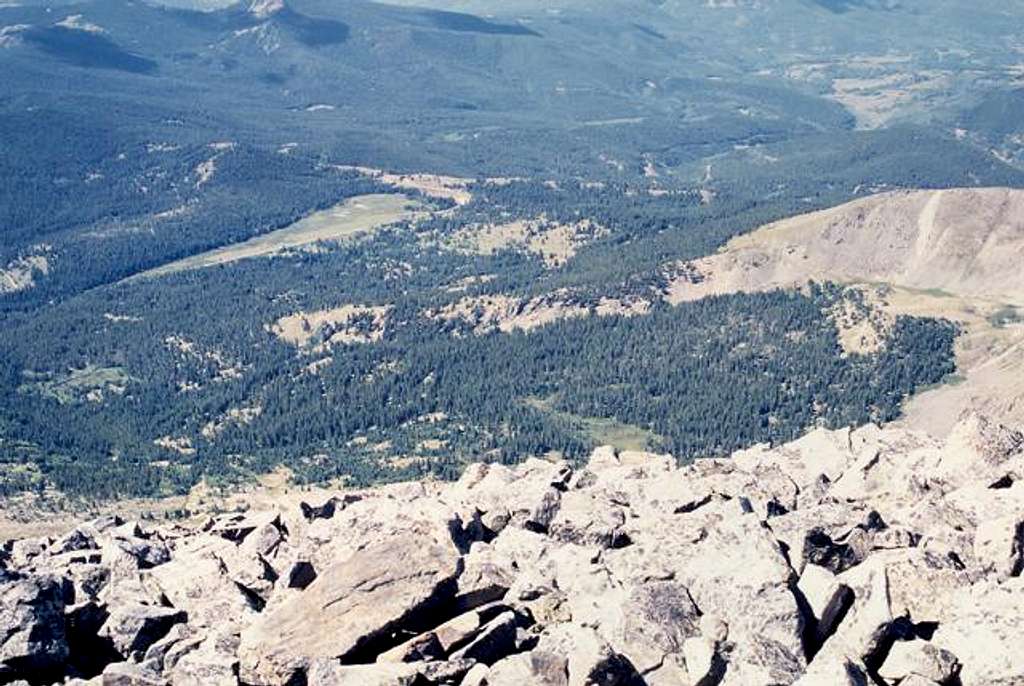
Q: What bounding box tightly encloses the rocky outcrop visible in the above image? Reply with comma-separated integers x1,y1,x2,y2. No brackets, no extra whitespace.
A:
1,412,1023,685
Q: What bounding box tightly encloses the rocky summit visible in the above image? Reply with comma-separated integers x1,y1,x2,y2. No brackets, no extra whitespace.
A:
2,413,1023,686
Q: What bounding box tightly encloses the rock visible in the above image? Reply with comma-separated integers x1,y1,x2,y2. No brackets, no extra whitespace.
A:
460,663,490,686
477,654,534,684
797,564,853,650
870,548,971,622
285,560,317,590
223,548,278,603
683,636,722,686
616,579,701,677
535,624,646,686
792,656,870,685
768,502,873,575
140,623,194,674
450,611,519,665
100,661,168,686
148,544,260,630
241,521,287,559
376,631,444,664
454,544,514,611
68,563,111,601
423,602,511,656
299,494,362,522
548,490,629,549
448,459,569,534
65,600,119,677
877,640,960,684
9,538,47,567
895,676,944,686
810,559,892,670
208,511,281,545
98,603,187,661
3,410,1024,686
699,613,729,645
931,578,1024,686
938,413,1024,486
52,528,98,555
305,659,473,686
239,525,462,685
101,536,169,574
167,630,239,686
973,514,1024,580
646,512,806,683
588,445,620,471
0,574,69,682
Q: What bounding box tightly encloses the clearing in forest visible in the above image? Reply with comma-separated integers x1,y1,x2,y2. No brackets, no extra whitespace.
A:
526,396,664,453
133,193,422,279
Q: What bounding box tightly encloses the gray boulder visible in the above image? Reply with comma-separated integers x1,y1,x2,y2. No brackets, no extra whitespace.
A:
0,573,69,682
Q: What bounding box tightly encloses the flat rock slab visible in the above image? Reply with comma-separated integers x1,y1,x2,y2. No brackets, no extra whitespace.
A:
239,525,461,685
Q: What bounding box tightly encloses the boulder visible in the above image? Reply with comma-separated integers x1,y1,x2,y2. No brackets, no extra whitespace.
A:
100,536,169,575
936,413,1024,488
239,525,462,685
167,630,240,686
895,676,944,686
305,659,473,686
98,603,187,661
973,514,1024,580
100,661,168,686
454,543,514,611
931,578,1024,686
460,663,490,686
208,511,281,545
615,579,701,677
683,636,722,686
379,601,512,661
767,502,874,575
548,490,629,549
484,653,559,685
139,623,195,674
299,494,363,522
446,459,569,534
9,538,48,568
376,631,445,664
792,656,870,686
65,600,119,677
877,640,960,684
809,559,892,670
0,574,69,682
797,564,853,650
732,427,856,491
148,544,260,630
284,560,317,590
532,624,646,686
52,528,98,556
869,548,971,622
449,611,520,665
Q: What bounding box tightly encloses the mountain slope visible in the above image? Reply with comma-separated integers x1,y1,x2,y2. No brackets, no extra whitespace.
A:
666,187,1024,434
669,188,1024,302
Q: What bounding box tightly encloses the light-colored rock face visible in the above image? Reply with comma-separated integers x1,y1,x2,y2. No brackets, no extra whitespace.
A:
1,411,1023,685
666,188,1024,306
239,525,463,684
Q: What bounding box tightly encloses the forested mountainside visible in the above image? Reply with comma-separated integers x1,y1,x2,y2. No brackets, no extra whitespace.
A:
2,0,1024,503
0,283,956,499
